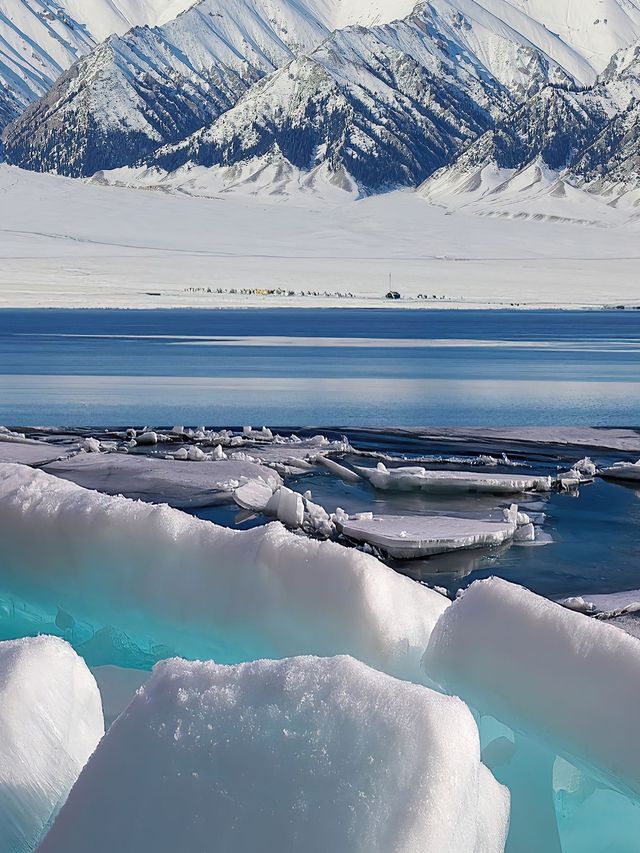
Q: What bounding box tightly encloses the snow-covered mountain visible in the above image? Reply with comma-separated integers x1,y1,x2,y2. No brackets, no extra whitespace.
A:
419,39,640,211
1,0,416,175
126,0,640,194
2,0,640,199
0,0,197,129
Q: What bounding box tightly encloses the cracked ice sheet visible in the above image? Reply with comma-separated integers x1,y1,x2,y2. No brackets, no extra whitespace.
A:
401,428,640,454
43,453,281,508
339,515,516,559
0,435,73,466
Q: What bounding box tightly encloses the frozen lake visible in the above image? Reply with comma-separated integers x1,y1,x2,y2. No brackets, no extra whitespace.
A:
1,308,639,425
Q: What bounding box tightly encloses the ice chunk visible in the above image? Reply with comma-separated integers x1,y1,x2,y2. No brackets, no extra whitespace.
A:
560,590,640,618
0,464,447,679
265,486,305,528
357,466,552,494
423,577,640,796
317,455,362,483
339,514,517,559
134,431,158,446
42,454,281,508
39,655,508,853
233,479,274,512
513,523,535,542
557,596,598,615
0,636,103,853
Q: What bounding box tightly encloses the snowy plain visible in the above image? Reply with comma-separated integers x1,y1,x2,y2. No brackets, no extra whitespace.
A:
1,165,639,310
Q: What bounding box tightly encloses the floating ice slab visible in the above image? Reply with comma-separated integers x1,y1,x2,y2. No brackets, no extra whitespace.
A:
598,461,640,483
43,453,281,507
423,577,640,796
0,636,103,853
357,465,552,495
0,464,447,679
39,655,508,853
339,515,517,558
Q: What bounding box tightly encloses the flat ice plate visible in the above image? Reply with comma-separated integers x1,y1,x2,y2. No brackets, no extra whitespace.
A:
339,514,515,558
44,454,281,508
357,466,552,494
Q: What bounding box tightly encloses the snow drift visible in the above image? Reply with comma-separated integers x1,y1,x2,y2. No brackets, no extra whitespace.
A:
39,655,509,853
0,463,447,679
0,636,103,853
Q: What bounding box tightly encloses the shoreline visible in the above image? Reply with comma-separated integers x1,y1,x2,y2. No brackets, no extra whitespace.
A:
0,301,638,312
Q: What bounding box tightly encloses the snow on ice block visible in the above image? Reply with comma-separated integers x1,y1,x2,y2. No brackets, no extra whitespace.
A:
598,461,640,483
43,453,281,507
423,577,640,795
0,636,104,853
339,514,517,558
358,465,552,495
39,656,509,853
0,464,447,679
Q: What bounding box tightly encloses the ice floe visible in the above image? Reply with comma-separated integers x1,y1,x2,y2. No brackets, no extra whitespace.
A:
357,464,553,495
42,453,282,508
337,514,520,559
0,636,103,853
0,464,447,679
39,655,508,853
598,460,640,483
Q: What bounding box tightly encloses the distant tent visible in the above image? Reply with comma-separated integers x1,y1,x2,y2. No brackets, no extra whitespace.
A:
385,291,401,300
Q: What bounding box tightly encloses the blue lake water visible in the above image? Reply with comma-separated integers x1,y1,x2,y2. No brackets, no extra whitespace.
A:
1,308,639,425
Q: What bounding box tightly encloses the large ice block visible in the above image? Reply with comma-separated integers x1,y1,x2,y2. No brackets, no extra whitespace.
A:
0,464,447,679
39,655,509,853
